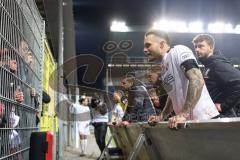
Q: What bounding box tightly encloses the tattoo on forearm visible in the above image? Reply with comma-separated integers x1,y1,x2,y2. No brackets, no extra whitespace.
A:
183,68,204,119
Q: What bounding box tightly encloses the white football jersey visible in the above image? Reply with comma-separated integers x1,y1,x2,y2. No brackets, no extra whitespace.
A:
160,45,219,120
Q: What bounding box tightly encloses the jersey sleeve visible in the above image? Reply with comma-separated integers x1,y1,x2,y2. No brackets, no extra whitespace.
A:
174,45,197,66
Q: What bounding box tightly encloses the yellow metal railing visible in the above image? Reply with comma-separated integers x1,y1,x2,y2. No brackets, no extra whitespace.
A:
40,39,58,132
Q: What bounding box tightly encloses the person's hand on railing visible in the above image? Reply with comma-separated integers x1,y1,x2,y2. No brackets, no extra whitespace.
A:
119,121,130,127
148,114,163,126
107,122,114,126
168,114,187,129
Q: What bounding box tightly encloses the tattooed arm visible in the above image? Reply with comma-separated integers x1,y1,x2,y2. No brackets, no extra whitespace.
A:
168,68,204,128
181,68,204,118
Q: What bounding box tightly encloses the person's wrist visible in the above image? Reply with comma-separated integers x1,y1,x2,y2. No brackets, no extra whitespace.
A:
160,112,166,120
179,112,190,119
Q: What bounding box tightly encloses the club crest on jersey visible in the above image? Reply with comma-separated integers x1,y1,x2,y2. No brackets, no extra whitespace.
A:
203,68,210,78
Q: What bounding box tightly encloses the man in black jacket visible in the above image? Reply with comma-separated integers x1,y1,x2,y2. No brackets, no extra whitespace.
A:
120,75,156,122
192,34,240,117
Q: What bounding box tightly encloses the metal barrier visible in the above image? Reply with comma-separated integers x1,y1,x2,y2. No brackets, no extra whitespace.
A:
40,39,57,133
0,0,44,159
109,118,240,160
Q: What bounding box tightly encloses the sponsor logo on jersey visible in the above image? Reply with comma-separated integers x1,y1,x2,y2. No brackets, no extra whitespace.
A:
181,53,191,61
162,74,174,92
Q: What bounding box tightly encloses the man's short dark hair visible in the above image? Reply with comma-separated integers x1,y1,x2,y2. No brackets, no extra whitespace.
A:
145,29,170,45
192,34,215,49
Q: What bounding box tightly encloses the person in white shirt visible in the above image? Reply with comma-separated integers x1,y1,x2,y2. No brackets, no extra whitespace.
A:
74,96,90,156
144,30,219,129
110,90,124,125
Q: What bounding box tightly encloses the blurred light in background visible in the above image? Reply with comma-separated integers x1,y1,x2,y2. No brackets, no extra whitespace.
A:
110,21,130,32
110,19,240,34
188,21,204,33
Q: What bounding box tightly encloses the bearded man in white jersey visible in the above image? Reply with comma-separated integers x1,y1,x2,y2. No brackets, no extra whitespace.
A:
144,30,219,129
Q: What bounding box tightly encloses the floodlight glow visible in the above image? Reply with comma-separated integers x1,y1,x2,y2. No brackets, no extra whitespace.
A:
152,19,169,31
153,20,188,32
208,22,236,33
110,21,129,32
109,18,240,34
208,22,225,33
188,21,203,33
234,25,240,34
170,21,188,32
223,23,234,33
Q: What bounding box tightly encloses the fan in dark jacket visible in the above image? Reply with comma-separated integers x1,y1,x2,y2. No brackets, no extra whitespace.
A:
192,34,240,117
120,75,156,122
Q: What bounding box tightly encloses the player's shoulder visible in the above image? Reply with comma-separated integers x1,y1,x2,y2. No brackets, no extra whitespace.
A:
171,45,196,63
171,45,193,57
172,45,192,52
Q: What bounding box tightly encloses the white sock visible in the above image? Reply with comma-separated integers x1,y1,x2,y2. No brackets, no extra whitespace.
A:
83,139,88,154
80,140,84,153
